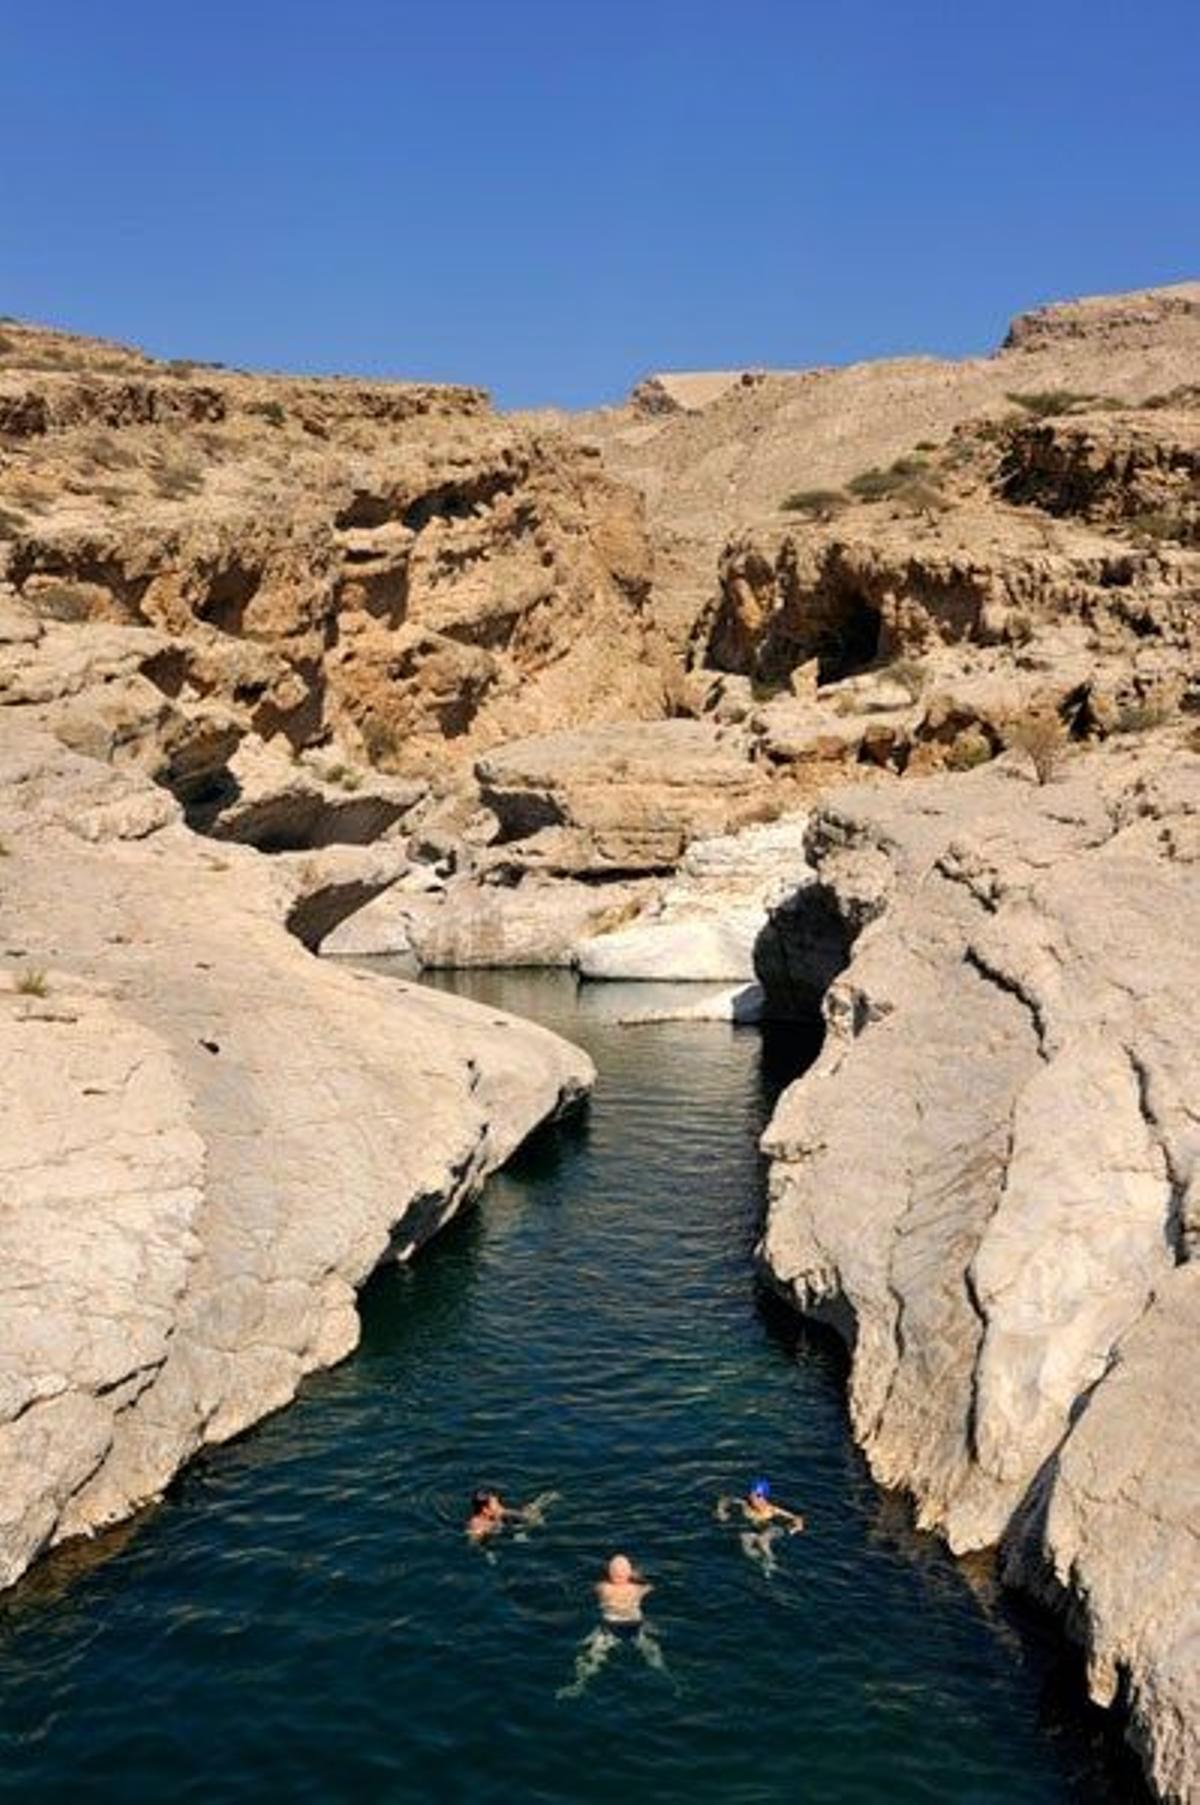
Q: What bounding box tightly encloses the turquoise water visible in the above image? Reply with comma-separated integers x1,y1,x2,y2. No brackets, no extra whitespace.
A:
0,969,1140,1804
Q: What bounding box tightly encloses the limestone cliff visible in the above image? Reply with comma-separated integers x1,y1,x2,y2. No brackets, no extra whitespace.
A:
759,745,1200,1802
0,715,592,1589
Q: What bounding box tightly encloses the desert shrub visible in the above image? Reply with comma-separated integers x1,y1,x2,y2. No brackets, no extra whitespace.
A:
846,454,936,502
30,582,96,622
247,400,286,428
166,359,196,378
1137,385,1200,411
847,466,905,501
945,728,993,771
781,487,845,517
1005,389,1096,418
324,763,362,791
15,967,48,996
914,439,938,452
76,430,135,471
152,452,204,498
887,657,927,701
1005,712,1067,783
895,479,950,514
1127,509,1193,546
361,717,399,765
1113,700,1169,734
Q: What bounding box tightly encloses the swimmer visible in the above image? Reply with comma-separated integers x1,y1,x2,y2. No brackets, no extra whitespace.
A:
716,1479,805,1577
596,1553,651,1626
557,1555,670,1700
465,1487,560,1543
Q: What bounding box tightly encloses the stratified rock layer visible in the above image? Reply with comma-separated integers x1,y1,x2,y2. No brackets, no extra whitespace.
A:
0,323,665,781
759,745,1200,1802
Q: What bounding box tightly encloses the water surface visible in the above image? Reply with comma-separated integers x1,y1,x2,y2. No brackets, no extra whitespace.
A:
0,970,1139,1803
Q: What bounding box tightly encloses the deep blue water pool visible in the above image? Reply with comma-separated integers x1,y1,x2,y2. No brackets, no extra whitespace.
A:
0,970,1141,1803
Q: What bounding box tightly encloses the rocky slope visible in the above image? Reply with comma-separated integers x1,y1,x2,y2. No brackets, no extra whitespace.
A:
759,743,1199,1802
0,714,592,1589
0,320,666,787
566,281,1200,654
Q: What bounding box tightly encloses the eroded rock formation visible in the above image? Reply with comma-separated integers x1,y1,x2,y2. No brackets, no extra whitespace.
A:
759,746,1200,1801
0,717,592,1589
0,321,666,789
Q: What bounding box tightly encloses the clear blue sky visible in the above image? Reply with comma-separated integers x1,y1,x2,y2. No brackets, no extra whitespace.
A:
2,0,1197,407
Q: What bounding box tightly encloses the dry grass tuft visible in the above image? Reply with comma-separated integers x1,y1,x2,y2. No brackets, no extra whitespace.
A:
1005,712,1067,783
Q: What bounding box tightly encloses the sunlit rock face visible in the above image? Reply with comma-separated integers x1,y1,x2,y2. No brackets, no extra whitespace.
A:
759,748,1200,1802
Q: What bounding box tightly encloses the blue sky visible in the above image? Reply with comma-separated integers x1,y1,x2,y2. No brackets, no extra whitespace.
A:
2,0,1197,407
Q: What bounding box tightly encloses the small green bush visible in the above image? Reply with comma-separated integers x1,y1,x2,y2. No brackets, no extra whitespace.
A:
847,466,906,501
15,967,48,997
945,728,993,771
1127,510,1193,545
781,487,846,516
1113,700,1169,734
1006,389,1095,419
247,400,286,428
888,454,930,479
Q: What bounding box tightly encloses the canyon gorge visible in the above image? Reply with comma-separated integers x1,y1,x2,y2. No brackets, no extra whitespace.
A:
2,282,1199,1799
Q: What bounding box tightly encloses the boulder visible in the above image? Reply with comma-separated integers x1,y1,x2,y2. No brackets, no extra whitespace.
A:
577,817,810,982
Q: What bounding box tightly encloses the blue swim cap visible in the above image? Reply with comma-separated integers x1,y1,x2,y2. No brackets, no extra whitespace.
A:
750,1478,770,1499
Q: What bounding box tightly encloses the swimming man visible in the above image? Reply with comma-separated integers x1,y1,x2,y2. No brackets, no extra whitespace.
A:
465,1487,558,1543
716,1479,805,1575
557,1555,668,1699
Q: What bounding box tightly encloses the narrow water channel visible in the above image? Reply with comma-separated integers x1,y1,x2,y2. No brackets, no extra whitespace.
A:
0,970,1139,1804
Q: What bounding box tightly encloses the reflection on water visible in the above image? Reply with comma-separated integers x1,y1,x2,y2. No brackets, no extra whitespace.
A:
0,969,1144,1804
